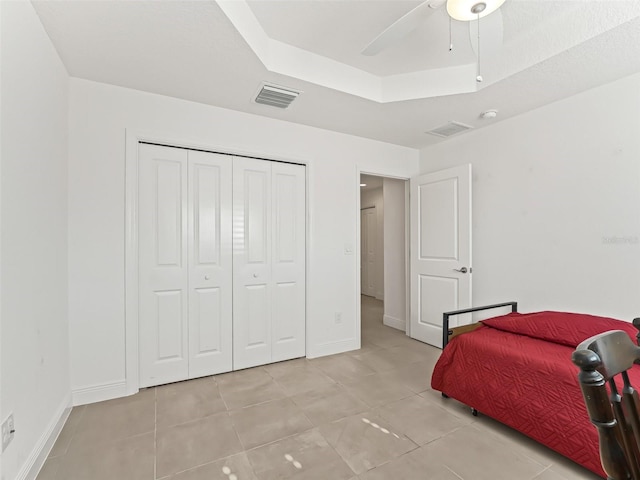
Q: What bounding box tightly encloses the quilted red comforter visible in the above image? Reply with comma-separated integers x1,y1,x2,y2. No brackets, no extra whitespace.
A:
431,311,640,478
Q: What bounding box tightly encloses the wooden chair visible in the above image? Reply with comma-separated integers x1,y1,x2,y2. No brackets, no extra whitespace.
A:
572,320,640,480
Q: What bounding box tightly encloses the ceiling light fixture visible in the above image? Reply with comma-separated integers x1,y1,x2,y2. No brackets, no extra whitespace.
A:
360,183,367,187
446,0,505,22
480,109,498,119
447,0,505,82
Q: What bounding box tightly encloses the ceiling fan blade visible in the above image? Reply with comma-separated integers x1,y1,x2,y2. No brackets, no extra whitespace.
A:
361,0,445,56
469,8,503,58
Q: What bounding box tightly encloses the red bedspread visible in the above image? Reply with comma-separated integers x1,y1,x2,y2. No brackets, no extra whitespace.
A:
431,313,640,478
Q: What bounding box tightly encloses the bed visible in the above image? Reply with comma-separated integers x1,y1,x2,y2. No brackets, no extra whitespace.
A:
430,302,640,478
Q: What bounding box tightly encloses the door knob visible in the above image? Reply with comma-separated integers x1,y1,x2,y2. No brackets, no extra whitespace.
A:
453,267,468,274
204,275,210,280
253,273,259,278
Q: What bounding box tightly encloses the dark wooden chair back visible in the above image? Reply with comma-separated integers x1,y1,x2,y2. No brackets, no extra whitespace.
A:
573,320,640,480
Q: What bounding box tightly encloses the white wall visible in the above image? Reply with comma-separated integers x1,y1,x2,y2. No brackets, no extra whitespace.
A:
68,78,419,402
0,1,70,479
420,72,640,321
383,178,407,331
360,187,384,300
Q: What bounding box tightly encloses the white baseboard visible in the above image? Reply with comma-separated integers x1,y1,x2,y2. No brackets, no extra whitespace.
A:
307,337,359,359
383,314,406,332
19,393,71,480
71,380,128,406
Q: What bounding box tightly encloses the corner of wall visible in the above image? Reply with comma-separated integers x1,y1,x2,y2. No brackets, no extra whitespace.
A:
19,394,71,480
383,314,406,332
71,381,129,407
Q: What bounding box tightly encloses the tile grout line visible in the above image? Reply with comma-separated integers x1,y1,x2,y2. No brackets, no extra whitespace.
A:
313,421,360,478
444,463,465,479
218,382,231,412
241,422,316,455
59,404,86,458
45,404,87,479
228,398,249,454
241,440,262,480
226,393,288,412
536,465,555,478
154,451,254,480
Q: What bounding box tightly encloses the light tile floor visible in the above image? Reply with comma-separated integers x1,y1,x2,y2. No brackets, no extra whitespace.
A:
37,296,602,480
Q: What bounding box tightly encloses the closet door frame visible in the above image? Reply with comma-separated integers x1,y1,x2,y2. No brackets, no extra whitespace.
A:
125,130,310,396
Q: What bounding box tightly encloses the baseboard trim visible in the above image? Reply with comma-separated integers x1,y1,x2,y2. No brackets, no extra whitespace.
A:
383,314,406,332
19,393,71,480
72,380,128,406
307,337,359,359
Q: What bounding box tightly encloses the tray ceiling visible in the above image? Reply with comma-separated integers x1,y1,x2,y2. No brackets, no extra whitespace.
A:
31,0,640,148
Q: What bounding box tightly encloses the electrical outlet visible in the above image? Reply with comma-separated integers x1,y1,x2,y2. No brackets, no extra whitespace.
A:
2,414,15,452
334,312,342,324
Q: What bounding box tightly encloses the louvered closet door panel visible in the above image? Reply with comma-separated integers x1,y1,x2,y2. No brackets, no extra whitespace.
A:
271,162,306,362
187,151,233,378
139,144,189,387
233,158,272,370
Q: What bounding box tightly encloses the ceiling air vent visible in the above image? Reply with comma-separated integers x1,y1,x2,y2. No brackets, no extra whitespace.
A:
426,121,474,138
254,84,300,109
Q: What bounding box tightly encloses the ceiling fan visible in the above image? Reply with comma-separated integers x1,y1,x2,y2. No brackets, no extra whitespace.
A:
361,0,506,81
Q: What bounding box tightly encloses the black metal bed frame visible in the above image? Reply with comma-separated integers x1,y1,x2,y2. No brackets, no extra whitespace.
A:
440,301,519,414
442,301,518,349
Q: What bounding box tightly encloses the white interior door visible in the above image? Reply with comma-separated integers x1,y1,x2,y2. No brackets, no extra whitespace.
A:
139,146,305,382
410,164,472,347
233,158,273,370
139,144,189,387
139,145,233,387
360,208,376,297
233,158,306,369
187,151,233,378
271,162,306,362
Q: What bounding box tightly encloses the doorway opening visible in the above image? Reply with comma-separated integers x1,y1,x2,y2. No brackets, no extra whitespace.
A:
359,173,409,347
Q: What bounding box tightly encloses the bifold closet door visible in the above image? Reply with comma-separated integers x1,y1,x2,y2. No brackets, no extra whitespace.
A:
139,144,188,387
271,162,306,363
187,151,233,379
233,159,306,370
139,144,232,387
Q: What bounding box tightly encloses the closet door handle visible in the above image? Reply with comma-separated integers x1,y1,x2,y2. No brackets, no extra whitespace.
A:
253,273,259,278
453,267,468,274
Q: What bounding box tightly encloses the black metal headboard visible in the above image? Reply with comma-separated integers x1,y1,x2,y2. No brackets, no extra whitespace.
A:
442,301,518,348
